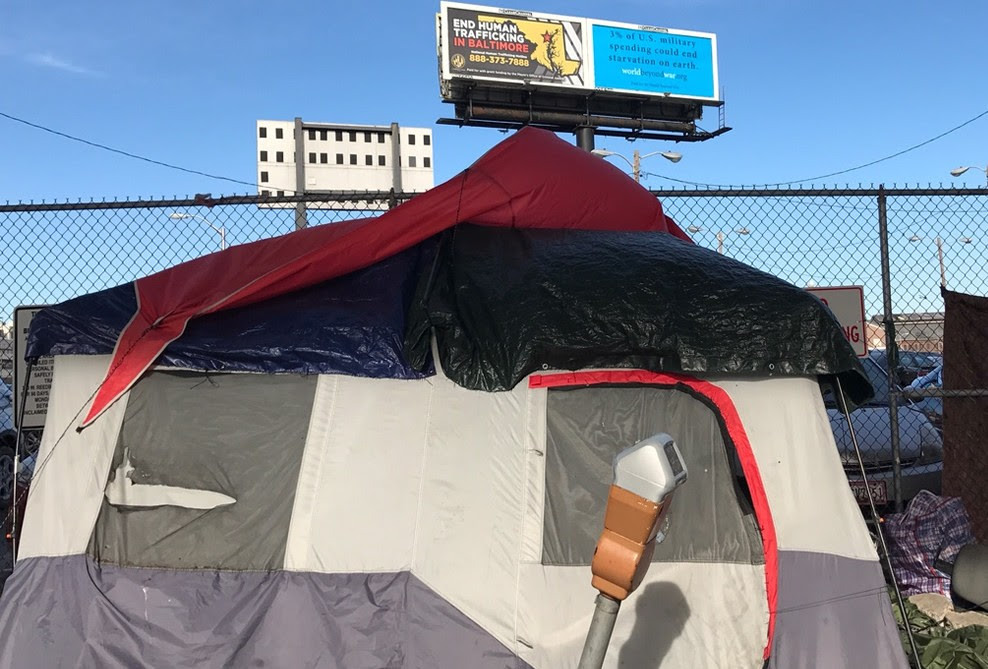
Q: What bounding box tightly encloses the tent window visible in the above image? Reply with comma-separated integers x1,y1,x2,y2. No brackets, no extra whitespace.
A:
89,371,316,571
542,385,763,566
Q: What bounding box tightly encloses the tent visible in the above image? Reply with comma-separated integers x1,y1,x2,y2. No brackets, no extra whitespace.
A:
0,129,905,668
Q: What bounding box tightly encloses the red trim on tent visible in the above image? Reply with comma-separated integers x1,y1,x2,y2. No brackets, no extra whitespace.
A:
80,128,691,427
529,370,778,660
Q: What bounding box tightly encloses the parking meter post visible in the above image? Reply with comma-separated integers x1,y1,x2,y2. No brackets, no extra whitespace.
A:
877,186,903,512
577,594,621,669
577,434,688,669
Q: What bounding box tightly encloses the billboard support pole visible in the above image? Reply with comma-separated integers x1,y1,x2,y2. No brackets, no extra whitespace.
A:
576,126,595,152
294,117,308,230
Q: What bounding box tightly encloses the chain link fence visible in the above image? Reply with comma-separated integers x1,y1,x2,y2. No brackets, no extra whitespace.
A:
1,186,986,539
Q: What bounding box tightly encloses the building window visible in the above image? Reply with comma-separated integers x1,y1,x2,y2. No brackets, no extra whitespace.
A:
260,150,268,162
276,151,284,163
363,131,371,142
336,153,344,164
378,155,386,166
308,129,316,140
335,130,343,141
308,152,316,164
349,131,356,142
260,171,269,183
365,155,373,166
424,135,431,146
261,189,270,196
259,127,267,138
320,153,328,164
409,156,417,168
408,134,416,145
277,190,285,196
349,154,357,165
378,133,386,143
276,128,284,139
423,157,431,168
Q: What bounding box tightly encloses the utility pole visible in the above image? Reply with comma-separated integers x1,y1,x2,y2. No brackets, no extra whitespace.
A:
631,151,641,183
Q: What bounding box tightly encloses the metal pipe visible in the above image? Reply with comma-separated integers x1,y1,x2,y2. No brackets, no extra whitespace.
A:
577,594,621,669
575,126,595,152
293,117,308,230
877,186,903,512
464,105,696,134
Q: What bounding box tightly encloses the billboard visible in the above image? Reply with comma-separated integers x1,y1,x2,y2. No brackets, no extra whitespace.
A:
438,2,719,103
443,4,586,87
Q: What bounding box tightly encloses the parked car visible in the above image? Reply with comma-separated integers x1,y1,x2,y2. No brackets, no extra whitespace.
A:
868,348,942,388
0,380,15,512
868,349,944,429
826,357,942,507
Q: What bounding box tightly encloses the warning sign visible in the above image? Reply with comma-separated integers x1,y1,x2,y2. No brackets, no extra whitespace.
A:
806,286,867,357
13,305,53,430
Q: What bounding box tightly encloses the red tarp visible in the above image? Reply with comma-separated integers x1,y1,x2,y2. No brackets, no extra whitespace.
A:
82,127,689,426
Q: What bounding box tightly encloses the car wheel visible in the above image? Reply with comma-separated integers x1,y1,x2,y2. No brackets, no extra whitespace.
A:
0,443,14,507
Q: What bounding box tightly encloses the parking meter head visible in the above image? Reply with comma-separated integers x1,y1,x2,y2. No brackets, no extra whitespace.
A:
590,434,688,600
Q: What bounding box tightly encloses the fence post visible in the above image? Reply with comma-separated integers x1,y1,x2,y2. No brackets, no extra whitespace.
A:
878,185,903,512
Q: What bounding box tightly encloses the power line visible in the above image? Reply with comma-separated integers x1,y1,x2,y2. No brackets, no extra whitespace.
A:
0,110,259,189
643,108,988,188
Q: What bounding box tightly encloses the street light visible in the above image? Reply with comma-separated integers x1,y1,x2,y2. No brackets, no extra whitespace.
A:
949,165,988,183
591,149,682,183
687,225,750,254
169,212,227,251
907,234,973,289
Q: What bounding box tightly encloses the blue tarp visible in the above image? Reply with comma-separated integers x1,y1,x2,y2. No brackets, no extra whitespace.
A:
28,245,432,380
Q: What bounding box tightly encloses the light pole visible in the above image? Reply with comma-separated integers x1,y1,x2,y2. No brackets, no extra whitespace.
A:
169,212,227,251
949,165,988,185
907,235,973,289
591,149,682,183
687,224,751,254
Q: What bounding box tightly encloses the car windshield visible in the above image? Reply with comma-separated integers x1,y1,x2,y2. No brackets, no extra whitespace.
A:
823,358,892,407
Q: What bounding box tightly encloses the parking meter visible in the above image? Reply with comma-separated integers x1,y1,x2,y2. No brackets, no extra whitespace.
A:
577,433,688,669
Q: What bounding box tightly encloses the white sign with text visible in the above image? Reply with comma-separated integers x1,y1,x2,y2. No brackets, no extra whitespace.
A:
13,305,53,430
806,286,867,357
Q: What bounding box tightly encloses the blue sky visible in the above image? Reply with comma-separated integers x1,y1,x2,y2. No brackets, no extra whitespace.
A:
2,0,986,199
1,0,987,319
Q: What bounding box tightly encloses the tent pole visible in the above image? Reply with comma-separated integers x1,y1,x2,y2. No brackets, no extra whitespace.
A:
836,377,922,669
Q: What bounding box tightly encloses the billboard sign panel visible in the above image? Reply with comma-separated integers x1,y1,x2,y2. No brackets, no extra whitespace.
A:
806,286,868,357
439,2,719,102
590,22,717,99
441,3,585,89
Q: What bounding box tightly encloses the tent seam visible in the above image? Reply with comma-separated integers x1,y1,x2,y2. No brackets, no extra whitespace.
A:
409,377,436,569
